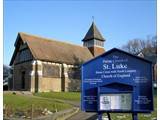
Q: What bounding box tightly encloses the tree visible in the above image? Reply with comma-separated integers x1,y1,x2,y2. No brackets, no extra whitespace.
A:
121,35,157,55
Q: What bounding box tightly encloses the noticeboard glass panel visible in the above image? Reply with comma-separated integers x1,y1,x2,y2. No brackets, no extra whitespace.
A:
99,93,132,111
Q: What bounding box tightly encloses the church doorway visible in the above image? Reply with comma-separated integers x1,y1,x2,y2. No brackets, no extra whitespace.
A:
21,71,25,89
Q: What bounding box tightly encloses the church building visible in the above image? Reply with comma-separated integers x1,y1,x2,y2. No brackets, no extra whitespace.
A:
9,22,106,92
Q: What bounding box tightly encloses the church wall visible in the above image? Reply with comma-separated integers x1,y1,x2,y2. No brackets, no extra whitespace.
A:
37,61,62,92
36,62,81,92
88,46,105,57
10,43,34,91
30,60,42,92
63,64,81,92
68,67,81,91
11,59,81,92
10,61,32,91
38,78,61,92
37,62,81,92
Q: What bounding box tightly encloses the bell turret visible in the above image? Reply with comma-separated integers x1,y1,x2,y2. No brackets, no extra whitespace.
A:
82,22,105,56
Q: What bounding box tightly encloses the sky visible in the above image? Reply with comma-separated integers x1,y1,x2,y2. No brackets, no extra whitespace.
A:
4,0,156,65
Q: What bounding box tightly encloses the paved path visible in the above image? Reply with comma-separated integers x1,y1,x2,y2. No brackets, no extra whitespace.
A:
66,111,97,120
65,101,98,120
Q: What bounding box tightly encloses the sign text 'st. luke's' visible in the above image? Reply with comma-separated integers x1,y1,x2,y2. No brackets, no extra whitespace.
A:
103,63,127,70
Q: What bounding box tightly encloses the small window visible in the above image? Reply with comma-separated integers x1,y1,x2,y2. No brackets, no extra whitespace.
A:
68,67,81,79
43,64,60,78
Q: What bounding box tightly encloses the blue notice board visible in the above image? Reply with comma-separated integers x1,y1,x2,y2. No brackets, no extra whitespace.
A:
81,48,153,113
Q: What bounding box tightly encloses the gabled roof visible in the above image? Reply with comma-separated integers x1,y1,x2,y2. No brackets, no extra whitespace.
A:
83,48,152,66
10,32,93,65
82,22,105,41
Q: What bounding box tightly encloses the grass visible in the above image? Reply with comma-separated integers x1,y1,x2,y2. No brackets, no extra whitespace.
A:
35,91,157,120
34,92,80,101
3,93,72,117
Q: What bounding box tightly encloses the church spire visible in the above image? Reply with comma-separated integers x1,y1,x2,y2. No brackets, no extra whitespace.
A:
82,22,105,42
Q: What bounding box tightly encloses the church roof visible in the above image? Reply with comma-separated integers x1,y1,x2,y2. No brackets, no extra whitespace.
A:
82,22,105,41
10,32,93,65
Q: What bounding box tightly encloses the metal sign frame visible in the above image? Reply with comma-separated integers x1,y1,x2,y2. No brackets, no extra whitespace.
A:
98,89,133,112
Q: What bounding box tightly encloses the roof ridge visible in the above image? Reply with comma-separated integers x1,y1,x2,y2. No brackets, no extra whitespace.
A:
19,32,86,49
92,22,95,37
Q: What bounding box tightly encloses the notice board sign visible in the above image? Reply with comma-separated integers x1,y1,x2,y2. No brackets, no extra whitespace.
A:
81,48,153,113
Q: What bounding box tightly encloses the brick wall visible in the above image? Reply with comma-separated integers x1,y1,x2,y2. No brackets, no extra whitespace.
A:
88,46,105,57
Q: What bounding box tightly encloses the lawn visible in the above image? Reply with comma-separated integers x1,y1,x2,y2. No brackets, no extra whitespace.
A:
3,93,72,118
34,92,80,101
34,91,157,120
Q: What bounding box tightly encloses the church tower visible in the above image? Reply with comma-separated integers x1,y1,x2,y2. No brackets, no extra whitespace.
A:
82,22,105,56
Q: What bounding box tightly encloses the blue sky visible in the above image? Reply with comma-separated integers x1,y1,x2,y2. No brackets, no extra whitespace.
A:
4,0,156,65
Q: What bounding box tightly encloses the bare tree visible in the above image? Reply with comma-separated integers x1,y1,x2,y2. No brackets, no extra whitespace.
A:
121,35,157,54
121,39,142,54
